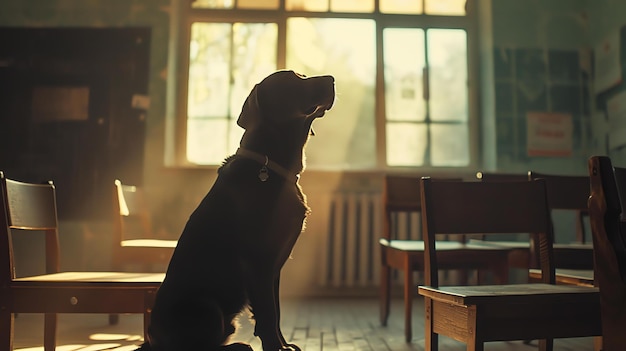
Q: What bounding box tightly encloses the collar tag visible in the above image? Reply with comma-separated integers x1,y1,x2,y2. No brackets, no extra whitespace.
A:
259,165,269,182
235,148,299,183
258,155,270,182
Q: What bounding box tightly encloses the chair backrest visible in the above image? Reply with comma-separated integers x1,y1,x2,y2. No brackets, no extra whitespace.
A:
113,179,153,242
0,172,60,287
529,171,590,244
612,166,626,222
382,175,421,241
588,156,626,282
475,171,529,182
587,156,626,349
420,177,554,287
382,175,462,241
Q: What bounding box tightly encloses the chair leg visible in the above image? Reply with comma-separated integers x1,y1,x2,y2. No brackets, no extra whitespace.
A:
493,263,509,284
424,297,438,351
0,310,14,351
403,259,413,343
539,338,553,351
593,336,603,351
380,264,391,326
144,311,151,343
466,306,483,351
109,313,120,325
44,313,57,351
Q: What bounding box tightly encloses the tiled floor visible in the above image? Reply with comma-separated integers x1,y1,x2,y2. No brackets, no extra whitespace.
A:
12,297,595,350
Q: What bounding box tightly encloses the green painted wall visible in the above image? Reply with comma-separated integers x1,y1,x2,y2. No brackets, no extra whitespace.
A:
587,0,626,166
0,0,617,285
489,0,592,175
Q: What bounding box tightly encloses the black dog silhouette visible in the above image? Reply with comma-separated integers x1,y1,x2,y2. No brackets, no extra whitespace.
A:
139,70,335,351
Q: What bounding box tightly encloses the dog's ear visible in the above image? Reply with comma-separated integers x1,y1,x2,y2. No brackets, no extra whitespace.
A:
237,84,261,130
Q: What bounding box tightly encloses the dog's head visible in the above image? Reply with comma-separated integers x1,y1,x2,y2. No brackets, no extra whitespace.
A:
237,70,335,144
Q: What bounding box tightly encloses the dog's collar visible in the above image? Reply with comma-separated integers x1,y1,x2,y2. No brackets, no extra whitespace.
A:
235,148,299,183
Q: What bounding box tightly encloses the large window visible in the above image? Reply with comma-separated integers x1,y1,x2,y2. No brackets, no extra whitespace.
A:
175,0,475,169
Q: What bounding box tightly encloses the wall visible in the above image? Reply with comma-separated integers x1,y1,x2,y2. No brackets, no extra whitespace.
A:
0,0,177,272
587,0,626,165
0,0,610,296
489,0,592,175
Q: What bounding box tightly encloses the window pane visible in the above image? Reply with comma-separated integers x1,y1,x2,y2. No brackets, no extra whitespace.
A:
286,0,328,12
287,18,376,169
187,22,277,165
383,28,425,122
430,123,469,166
188,23,231,119
188,119,227,164
425,0,466,15
380,0,422,14
331,0,374,13
386,122,427,166
427,29,467,122
192,0,233,9
238,0,278,9
230,23,278,122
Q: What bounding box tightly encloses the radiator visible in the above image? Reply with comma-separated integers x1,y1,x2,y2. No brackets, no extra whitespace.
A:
321,191,463,288
322,191,423,288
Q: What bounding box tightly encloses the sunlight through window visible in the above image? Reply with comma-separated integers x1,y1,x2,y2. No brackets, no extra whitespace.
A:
187,22,277,165
287,18,376,168
181,1,474,168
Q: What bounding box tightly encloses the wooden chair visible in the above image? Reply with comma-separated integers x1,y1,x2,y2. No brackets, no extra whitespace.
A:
379,175,511,342
112,179,177,272
476,171,594,272
418,177,601,351
0,172,165,351
108,179,177,325
528,172,594,271
588,156,626,350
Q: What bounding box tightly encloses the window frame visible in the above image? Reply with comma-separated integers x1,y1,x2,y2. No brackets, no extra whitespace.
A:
167,0,479,171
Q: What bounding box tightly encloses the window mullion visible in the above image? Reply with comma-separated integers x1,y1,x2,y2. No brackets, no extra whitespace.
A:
423,28,432,166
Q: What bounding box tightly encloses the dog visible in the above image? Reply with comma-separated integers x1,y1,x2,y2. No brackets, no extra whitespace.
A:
139,70,335,351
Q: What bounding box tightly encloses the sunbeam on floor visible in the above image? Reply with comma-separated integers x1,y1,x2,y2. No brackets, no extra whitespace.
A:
13,297,594,351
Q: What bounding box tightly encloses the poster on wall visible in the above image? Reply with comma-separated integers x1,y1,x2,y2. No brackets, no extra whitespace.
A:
594,30,622,94
526,112,573,157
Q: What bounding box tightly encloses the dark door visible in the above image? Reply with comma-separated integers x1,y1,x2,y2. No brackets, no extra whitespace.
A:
0,27,150,220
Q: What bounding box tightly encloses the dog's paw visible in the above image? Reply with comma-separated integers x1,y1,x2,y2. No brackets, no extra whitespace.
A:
221,342,254,351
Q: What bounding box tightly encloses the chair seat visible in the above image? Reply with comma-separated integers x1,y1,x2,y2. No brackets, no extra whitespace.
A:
379,239,512,252
529,268,594,287
121,239,178,248
14,271,165,284
419,283,599,305
468,239,594,269
468,239,593,250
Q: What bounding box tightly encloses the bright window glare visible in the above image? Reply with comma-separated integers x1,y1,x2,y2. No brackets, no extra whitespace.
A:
186,22,277,164
183,1,472,168
287,18,376,169
428,29,468,122
331,0,374,12
425,0,466,15
386,123,427,166
380,0,422,14
383,28,425,122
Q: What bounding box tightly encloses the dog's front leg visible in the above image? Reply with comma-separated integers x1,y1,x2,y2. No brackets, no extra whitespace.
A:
273,273,298,351
248,270,299,351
